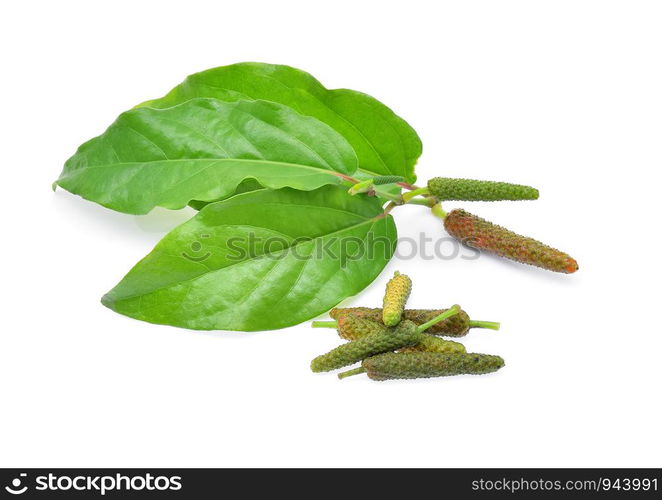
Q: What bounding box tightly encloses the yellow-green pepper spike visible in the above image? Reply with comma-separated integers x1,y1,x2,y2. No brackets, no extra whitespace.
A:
382,271,412,326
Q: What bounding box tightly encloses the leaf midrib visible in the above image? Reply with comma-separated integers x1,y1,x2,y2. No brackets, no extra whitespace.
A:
59,157,348,177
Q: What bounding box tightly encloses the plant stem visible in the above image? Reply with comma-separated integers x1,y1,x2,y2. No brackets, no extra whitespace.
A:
469,320,501,331
340,175,422,206
398,182,420,191
416,306,459,333
311,321,337,328
372,187,403,202
335,173,360,184
402,187,429,202
431,202,447,219
338,367,366,379
336,174,412,202
406,197,436,207
348,179,374,195
381,201,398,216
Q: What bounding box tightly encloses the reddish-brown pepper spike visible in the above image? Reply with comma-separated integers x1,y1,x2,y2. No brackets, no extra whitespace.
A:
330,307,472,336
444,209,578,274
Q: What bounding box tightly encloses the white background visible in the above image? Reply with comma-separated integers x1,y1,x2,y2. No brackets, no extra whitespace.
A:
2,1,661,467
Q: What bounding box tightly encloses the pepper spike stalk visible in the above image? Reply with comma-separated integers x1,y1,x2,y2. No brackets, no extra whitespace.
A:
329,306,497,337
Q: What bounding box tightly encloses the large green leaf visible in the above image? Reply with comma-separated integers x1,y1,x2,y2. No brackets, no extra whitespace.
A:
188,178,264,211
102,186,396,331
138,62,421,183
56,98,358,214
189,173,401,212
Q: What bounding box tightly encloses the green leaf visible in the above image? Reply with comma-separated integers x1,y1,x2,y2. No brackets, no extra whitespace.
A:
56,98,358,214
102,185,397,331
187,178,264,211
137,62,421,183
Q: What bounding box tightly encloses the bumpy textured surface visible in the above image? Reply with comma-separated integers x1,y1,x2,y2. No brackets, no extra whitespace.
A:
330,307,471,336
337,315,387,341
311,320,421,372
444,209,578,273
362,352,505,381
337,317,466,353
330,307,378,320
382,272,413,326
428,177,539,201
399,334,466,354
402,308,471,337
372,175,405,186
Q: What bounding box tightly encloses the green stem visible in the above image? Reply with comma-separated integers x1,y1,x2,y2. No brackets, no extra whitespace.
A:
311,320,337,328
416,306,459,333
338,367,366,379
402,187,429,202
406,197,436,207
348,179,374,195
382,201,397,216
335,173,360,184
469,320,501,331
372,187,403,203
337,174,404,204
431,202,447,219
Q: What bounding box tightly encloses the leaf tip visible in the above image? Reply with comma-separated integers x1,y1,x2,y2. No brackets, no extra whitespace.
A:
100,293,115,310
